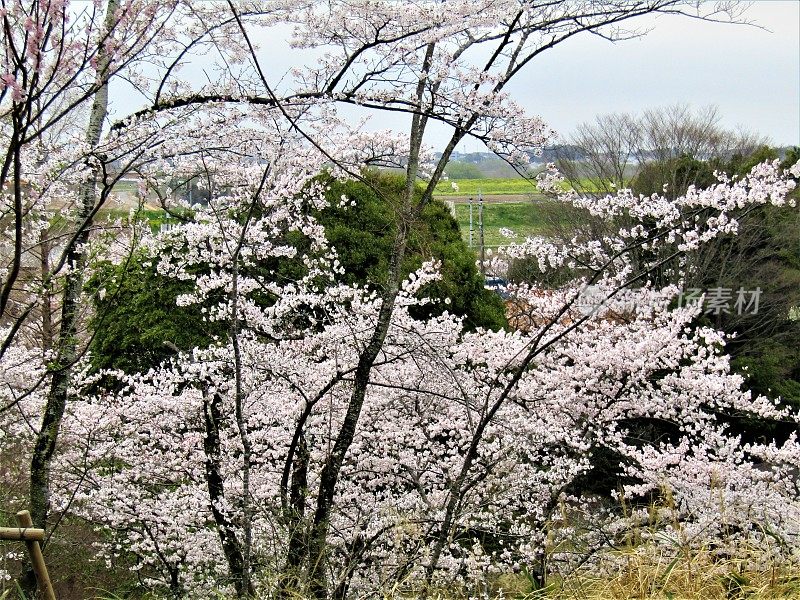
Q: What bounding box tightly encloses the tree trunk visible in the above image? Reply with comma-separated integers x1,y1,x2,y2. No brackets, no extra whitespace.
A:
23,0,119,595
304,44,445,599
304,239,405,598
202,389,249,596
279,432,309,597
39,229,53,353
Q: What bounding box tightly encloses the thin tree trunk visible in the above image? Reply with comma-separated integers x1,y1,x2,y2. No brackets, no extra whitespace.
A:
0,106,27,326
304,44,442,599
23,0,119,595
230,261,255,597
203,389,248,596
40,228,53,353
279,432,309,597
225,170,265,597
305,237,406,598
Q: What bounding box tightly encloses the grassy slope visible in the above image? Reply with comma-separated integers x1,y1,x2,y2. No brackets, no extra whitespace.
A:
452,201,547,247
434,177,555,247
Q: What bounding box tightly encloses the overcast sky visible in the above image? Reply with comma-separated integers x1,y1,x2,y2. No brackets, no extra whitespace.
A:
450,0,800,151
112,1,800,151
327,1,800,151
502,1,800,151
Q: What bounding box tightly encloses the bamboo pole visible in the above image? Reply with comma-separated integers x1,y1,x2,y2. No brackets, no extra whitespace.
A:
0,526,45,541
14,510,56,600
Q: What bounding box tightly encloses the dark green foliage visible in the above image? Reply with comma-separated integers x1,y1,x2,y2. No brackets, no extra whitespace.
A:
87,255,225,373
782,146,800,171
88,172,506,374
319,172,506,331
716,204,800,411
631,146,783,200
700,153,799,412
632,154,717,199
728,145,780,178
732,340,800,441
630,146,800,413
634,146,800,436
511,145,799,499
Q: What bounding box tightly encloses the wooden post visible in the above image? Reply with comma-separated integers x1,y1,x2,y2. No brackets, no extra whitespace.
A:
14,510,57,600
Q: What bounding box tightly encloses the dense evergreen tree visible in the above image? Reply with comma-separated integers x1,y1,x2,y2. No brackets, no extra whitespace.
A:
88,172,505,373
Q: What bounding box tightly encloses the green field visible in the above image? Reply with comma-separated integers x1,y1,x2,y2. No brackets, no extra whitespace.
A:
434,178,555,247
434,177,541,196
434,176,610,196
452,201,548,247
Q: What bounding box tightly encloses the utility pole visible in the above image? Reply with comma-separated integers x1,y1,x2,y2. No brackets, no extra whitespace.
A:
468,197,474,248
478,190,485,276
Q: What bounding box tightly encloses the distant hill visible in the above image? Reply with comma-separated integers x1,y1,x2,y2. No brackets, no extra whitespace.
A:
440,146,587,179
440,145,799,181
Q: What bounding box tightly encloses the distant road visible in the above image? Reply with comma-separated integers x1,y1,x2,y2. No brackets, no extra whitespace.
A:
109,181,161,211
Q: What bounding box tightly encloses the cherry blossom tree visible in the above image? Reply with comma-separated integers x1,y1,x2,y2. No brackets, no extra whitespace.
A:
5,0,791,598
0,3,188,593
0,1,296,593
35,157,797,598
180,4,753,595
1,0,298,556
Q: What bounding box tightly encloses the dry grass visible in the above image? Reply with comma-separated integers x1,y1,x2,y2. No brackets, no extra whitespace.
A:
378,543,800,599
550,549,800,599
